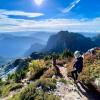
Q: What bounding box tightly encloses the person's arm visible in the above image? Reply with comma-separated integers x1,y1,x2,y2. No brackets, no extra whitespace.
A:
73,59,77,67
73,59,79,70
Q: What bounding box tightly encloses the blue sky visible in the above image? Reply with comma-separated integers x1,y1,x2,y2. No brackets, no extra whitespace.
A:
0,0,100,33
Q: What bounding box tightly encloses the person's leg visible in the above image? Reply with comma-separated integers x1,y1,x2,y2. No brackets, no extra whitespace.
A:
55,66,63,77
75,71,78,80
71,70,76,81
71,70,79,81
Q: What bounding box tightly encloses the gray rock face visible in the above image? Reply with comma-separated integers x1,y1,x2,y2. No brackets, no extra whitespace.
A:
52,67,88,100
53,81,87,100
45,31,96,53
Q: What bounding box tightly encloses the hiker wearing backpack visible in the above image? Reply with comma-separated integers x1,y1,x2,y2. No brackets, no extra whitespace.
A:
71,51,83,82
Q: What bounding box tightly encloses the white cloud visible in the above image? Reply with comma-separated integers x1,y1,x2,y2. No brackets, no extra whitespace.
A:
62,0,81,13
0,9,44,18
0,10,100,33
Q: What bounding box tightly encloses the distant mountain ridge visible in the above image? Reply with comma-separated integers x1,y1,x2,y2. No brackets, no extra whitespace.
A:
0,31,55,43
45,31,99,53
0,31,99,66
25,43,45,56
0,34,44,58
93,34,100,47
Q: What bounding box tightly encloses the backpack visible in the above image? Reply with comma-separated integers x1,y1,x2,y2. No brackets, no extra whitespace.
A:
73,57,83,73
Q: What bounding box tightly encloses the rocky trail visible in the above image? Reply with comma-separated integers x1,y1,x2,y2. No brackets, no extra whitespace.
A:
1,65,100,100
54,65,100,100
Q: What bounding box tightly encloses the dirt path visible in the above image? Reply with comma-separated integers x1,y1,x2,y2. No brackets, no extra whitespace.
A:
56,65,100,100
1,66,99,100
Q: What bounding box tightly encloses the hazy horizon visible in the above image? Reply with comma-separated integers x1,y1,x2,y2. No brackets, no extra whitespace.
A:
0,31,99,38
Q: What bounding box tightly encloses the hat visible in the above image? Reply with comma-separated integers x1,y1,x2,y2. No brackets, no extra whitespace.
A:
74,51,81,58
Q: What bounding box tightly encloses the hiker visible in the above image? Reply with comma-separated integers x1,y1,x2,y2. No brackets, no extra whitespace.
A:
52,54,57,67
71,51,83,81
52,53,63,77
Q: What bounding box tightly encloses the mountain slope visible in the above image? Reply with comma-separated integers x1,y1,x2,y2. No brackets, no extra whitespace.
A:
25,43,45,56
0,34,44,58
45,31,95,52
1,48,100,100
93,34,100,47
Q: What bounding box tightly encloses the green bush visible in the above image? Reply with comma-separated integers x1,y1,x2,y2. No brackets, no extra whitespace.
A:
9,93,20,100
0,78,3,86
43,92,60,100
44,55,52,61
7,69,27,83
29,60,46,72
59,78,67,84
10,78,58,100
28,60,47,80
42,67,57,78
61,49,73,59
1,83,22,97
10,89,60,100
7,73,20,83
35,91,60,100
0,87,2,97
79,49,100,85
35,78,57,91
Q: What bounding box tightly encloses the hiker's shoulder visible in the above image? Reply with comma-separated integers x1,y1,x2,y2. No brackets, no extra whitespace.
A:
78,56,83,60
